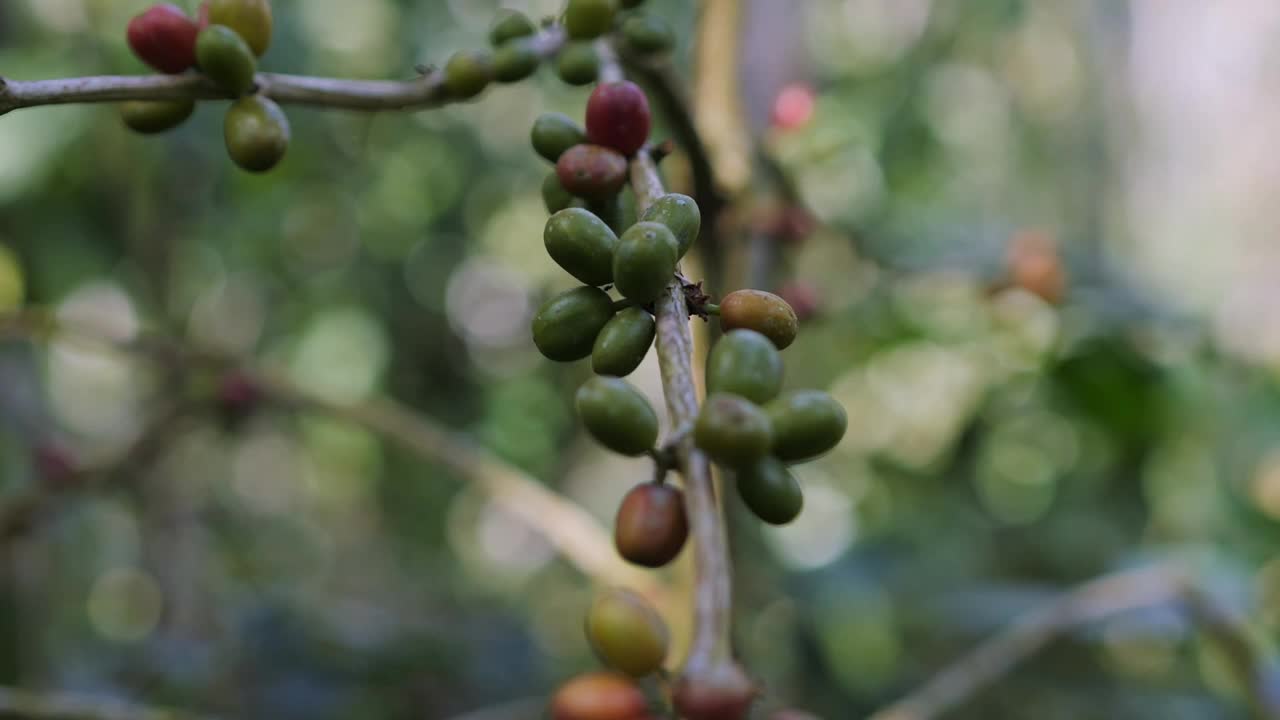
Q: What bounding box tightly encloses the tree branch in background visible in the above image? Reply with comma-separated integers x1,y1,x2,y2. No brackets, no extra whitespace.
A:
0,27,566,116
631,148,737,676
0,684,216,720
0,311,664,602
868,564,1280,720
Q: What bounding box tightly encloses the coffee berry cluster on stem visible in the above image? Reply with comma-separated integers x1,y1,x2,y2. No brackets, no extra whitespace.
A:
525,4,847,719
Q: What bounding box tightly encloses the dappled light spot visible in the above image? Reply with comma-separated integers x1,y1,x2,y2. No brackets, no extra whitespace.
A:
289,307,389,403
764,480,854,570
88,567,163,643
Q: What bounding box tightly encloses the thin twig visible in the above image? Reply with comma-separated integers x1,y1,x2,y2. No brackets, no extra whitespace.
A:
868,564,1280,720
0,685,215,720
0,28,566,116
0,311,661,599
630,149,734,672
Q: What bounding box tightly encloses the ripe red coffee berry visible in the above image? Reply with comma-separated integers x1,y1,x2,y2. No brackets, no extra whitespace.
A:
673,664,758,720
556,144,629,201
127,3,200,74
586,81,652,157
614,482,688,567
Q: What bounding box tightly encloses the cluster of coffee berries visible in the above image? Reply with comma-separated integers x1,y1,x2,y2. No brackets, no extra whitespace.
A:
697,293,847,526
122,1,286,173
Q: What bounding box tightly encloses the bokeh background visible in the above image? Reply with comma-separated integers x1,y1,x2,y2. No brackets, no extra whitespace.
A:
3,1,1280,718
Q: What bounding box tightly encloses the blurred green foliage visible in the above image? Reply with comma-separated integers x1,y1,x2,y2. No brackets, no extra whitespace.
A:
1,1,1278,719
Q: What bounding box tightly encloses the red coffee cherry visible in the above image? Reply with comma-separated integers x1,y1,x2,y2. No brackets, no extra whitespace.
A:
217,369,262,427
550,672,650,720
127,3,200,74
556,144,629,202
586,81,652,157
614,482,688,567
672,664,757,720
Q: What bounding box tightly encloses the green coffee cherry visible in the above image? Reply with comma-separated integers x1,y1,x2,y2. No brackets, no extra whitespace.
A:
119,99,195,134
564,0,618,40
592,307,655,377
443,49,493,100
224,95,289,172
588,190,637,237
544,208,619,286
639,193,700,258
613,222,679,304
706,329,783,404
557,41,600,86
695,393,773,468
489,9,537,46
532,113,589,163
543,172,576,215
736,457,803,525
621,13,675,54
205,0,272,57
719,289,799,350
614,482,688,567
587,588,670,677
532,286,616,362
196,25,257,95
575,377,659,456
766,390,848,462
492,38,540,83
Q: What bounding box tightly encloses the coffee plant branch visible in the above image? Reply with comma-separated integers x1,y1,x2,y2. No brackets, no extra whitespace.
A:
630,148,736,674
868,563,1280,720
0,27,566,116
0,310,665,601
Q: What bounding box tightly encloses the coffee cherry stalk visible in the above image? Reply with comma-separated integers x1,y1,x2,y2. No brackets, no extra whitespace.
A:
529,3,847,716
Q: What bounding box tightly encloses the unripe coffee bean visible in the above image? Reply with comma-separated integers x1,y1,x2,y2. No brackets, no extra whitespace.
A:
736,457,803,525
564,0,618,40
543,172,577,215
592,307,655,377
556,144,629,202
204,0,272,56
443,50,494,100
695,393,773,469
586,81,652,157
612,222,679,304
544,208,619,286
223,95,289,172
557,42,600,86
196,25,257,95
550,672,649,720
119,99,195,134
719,289,799,350
621,13,675,55
765,390,847,462
127,4,200,74
706,329,783,404
575,377,659,456
586,588,669,677
672,664,757,720
532,286,616,362
492,38,541,83
639,193,700,258
615,482,688,567
489,9,537,46
532,113,589,163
